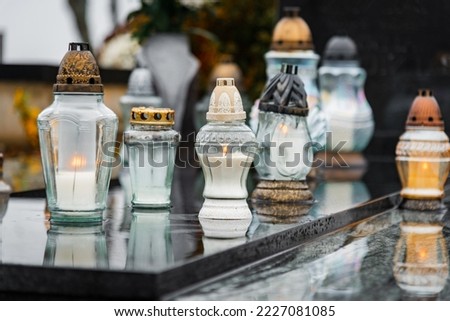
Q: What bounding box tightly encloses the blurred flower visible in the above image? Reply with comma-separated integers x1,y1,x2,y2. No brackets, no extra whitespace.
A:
13,88,40,149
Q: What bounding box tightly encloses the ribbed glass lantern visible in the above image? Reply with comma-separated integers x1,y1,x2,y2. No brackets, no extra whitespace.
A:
37,43,118,222
396,89,450,210
124,107,180,208
195,78,257,238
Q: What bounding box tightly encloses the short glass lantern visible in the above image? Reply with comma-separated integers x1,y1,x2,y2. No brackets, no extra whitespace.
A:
124,107,180,208
396,89,450,210
195,78,257,238
37,43,118,222
252,64,314,213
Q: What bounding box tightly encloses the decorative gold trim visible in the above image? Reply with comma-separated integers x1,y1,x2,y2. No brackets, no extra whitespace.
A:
130,107,175,126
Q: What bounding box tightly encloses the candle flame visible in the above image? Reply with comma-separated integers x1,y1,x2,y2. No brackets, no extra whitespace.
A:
70,155,87,170
422,162,429,170
418,247,428,261
222,145,228,157
279,124,289,135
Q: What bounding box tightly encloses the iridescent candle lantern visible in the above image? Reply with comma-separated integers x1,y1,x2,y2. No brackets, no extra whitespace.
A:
318,36,374,161
37,43,118,222
262,7,326,147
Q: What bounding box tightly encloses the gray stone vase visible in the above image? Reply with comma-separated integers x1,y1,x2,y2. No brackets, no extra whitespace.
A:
138,33,200,132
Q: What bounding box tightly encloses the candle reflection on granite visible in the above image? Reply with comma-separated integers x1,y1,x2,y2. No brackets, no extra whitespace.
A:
126,208,174,271
393,220,448,299
43,223,108,269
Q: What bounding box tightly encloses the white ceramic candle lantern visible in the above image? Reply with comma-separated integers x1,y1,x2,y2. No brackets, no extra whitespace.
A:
37,43,118,222
195,78,257,238
318,35,374,152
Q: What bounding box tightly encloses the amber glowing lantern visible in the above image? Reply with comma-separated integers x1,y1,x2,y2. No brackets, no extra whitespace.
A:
396,89,450,209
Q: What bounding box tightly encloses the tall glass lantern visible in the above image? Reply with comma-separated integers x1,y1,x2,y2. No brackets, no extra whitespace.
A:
252,64,314,215
318,36,374,153
196,78,257,238
396,89,450,210
262,7,326,148
37,43,118,222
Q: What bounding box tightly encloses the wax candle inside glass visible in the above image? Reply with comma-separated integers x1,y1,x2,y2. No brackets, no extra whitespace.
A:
55,154,96,210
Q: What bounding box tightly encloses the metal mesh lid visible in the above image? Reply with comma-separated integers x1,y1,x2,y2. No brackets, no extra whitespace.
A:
53,42,103,93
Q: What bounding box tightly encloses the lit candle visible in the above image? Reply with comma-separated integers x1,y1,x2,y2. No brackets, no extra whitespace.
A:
201,145,253,199
55,154,96,211
404,161,441,198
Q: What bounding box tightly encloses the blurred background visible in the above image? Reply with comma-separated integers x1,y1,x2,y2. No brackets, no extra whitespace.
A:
0,0,449,191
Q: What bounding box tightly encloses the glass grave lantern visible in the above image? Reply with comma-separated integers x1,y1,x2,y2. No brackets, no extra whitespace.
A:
262,6,326,147
124,107,180,208
195,78,257,238
37,43,118,222
252,64,314,217
318,35,374,156
396,89,450,210
119,63,162,204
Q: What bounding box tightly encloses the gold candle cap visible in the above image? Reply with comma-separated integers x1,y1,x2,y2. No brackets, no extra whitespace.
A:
406,89,444,129
130,107,175,126
53,42,103,93
271,7,314,51
206,78,246,122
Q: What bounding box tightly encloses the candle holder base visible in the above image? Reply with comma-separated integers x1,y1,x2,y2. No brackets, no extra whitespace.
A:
199,198,252,238
399,198,446,211
253,202,313,223
49,210,104,223
251,180,313,204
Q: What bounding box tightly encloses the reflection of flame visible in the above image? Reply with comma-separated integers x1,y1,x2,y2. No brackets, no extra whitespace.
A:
422,162,429,170
279,124,289,135
70,155,87,169
222,145,228,157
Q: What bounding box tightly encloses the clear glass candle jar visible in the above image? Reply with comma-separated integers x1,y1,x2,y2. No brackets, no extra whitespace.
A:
124,107,180,208
37,43,118,222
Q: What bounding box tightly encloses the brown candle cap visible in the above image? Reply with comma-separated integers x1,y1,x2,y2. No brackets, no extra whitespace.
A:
130,107,175,126
53,42,103,93
271,7,314,51
406,89,444,128
207,78,246,122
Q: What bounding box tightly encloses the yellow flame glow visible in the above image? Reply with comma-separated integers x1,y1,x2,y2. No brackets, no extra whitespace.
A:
70,155,87,170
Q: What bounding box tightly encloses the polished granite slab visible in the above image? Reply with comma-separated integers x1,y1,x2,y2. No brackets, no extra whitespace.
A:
0,161,403,299
175,202,450,301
